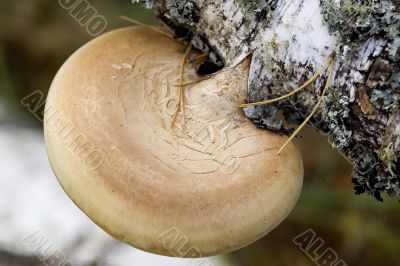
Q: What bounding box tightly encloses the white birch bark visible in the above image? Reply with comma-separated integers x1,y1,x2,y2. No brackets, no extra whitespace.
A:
134,0,400,201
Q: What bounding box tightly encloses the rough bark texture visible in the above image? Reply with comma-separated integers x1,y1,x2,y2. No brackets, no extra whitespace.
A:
133,0,400,201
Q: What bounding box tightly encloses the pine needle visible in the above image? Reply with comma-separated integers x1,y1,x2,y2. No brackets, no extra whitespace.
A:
171,43,193,129
180,43,193,113
239,59,332,108
119,15,174,39
277,57,335,155
192,53,208,63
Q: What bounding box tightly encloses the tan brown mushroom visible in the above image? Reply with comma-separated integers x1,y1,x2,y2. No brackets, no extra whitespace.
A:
44,27,303,257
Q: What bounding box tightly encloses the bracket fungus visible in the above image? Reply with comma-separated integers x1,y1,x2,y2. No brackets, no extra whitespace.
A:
44,27,303,257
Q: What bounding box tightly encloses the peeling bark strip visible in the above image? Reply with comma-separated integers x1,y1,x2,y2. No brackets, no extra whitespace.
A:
133,0,400,201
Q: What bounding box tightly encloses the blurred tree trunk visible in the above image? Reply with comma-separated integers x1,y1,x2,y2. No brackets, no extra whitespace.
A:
135,0,400,201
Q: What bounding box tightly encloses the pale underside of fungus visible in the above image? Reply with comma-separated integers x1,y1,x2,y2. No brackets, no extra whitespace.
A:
44,27,303,257
133,0,400,201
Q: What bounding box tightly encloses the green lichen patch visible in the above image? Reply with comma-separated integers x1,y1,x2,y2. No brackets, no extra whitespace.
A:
321,0,400,61
239,0,274,23
380,145,398,178
323,90,352,149
342,1,374,15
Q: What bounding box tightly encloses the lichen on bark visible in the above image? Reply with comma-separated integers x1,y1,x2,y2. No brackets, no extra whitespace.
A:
319,0,400,200
132,0,400,201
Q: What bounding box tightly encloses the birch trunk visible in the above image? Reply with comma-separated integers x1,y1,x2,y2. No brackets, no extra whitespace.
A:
134,0,400,201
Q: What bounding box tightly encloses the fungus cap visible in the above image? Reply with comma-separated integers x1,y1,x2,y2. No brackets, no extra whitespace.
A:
44,27,303,257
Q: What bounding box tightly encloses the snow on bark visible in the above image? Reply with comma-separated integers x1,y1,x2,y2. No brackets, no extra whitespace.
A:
133,0,400,201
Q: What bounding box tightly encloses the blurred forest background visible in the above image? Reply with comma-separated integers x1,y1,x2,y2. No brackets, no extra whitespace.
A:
0,0,399,266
